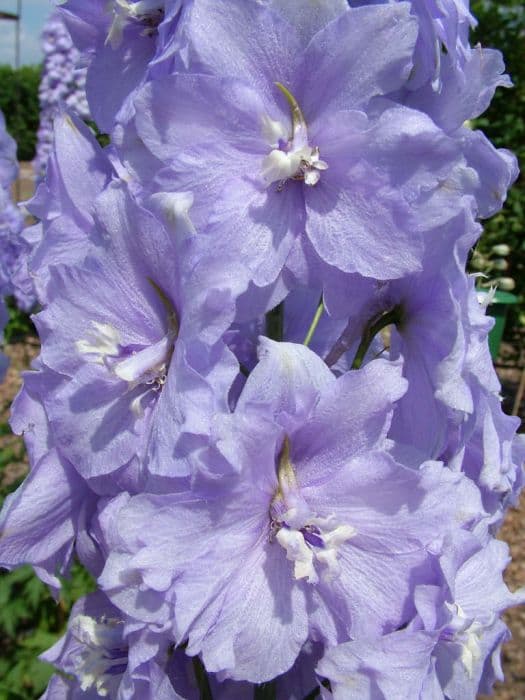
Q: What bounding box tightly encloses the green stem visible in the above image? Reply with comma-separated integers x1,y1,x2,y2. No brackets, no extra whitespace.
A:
275,82,307,136
303,299,324,347
192,656,213,700
266,302,284,342
351,306,402,370
254,681,277,700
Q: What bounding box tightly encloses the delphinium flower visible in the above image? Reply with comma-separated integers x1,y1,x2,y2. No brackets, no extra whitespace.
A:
0,1,523,698
0,365,98,591
97,341,483,682
318,531,525,699
0,109,32,316
124,0,519,329
33,177,239,482
40,590,183,699
321,220,524,526
128,3,441,293
33,10,90,180
60,0,188,133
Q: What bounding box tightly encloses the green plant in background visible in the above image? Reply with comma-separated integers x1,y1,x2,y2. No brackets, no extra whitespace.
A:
471,243,516,292
85,119,111,149
471,0,525,329
3,297,35,345
0,563,95,700
0,65,41,162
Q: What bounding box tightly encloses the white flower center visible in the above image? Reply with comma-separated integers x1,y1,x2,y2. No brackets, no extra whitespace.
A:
149,191,196,240
106,0,164,49
275,513,356,584
270,438,355,584
261,83,328,190
444,602,486,678
75,321,121,361
75,281,178,416
71,615,127,697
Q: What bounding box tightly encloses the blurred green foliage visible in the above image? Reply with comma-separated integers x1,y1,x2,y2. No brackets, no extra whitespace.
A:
0,561,95,700
0,64,40,162
3,298,36,344
471,0,525,325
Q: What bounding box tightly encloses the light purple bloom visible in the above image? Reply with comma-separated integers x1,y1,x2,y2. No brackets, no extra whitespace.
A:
317,531,525,699
413,532,525,698
60,0,190,132
1,2,523,695
41,590,184,699
33,11,90,180
130,5,405,282
125,0,510,321
34,177,238,481
317,629,440,699
98,341,482,683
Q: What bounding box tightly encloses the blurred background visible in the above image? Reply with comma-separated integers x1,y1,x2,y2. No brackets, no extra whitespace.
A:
0,1,523,698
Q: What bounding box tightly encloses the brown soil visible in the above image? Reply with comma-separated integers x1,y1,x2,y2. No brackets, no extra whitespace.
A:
496,333,525,426
484,492,525,700
0,339,39,489
11,161,36,208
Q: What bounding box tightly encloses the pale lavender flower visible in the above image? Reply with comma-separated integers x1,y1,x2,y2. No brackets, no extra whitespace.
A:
412,532,525,698
60,0,189,132
0,366,100,592
317,629,440,699
98,341,482,683
129,0,507,316
34,177,238,482
41,590,184,699
33,11,90,179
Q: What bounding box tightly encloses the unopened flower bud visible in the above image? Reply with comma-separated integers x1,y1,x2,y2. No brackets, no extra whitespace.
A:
492,259,509,271
470,256,487,271
497,277,516,291
491,244,511,256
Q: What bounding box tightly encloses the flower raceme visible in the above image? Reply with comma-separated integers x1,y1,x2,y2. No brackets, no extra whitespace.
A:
0,1,523,698
33,10,90,181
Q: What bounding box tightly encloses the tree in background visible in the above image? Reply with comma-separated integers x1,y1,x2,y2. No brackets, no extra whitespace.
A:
0,65,40,162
